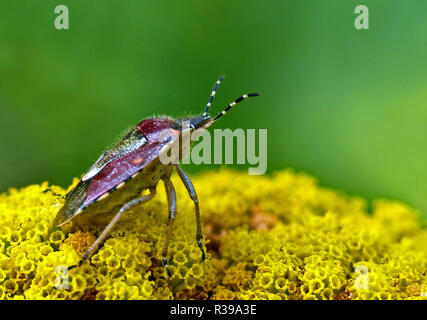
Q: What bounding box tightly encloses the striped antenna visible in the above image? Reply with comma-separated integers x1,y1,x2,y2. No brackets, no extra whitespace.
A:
203,75,225,116
210,93,260,123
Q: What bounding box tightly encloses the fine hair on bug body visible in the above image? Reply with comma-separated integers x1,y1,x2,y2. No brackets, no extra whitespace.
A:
54,75,259,277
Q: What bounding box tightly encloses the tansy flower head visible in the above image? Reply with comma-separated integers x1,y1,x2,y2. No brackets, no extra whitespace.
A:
0,168,426,299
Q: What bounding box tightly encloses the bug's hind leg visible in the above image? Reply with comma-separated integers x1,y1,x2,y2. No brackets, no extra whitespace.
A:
162,178,177,277
69,188,156,270
175,164,205,261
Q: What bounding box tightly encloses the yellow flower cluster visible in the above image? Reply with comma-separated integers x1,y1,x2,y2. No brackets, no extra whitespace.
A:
0,168,426,299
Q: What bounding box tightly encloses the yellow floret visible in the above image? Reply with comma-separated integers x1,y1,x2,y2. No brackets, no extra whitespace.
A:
0,168,426,299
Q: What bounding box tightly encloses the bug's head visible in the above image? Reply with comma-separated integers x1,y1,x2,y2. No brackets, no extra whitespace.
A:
175,114,212,131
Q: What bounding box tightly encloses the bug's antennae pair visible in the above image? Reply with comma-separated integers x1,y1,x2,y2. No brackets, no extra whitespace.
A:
203,75,260,127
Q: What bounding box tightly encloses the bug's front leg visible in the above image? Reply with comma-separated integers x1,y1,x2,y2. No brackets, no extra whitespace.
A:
69,188,156,270
162,178,176,277
175,164,205,261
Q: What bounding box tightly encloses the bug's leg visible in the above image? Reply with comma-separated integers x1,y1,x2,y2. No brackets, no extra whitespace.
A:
43,188,65,199
175,164,205,261
162,178,177,278
69,188,156,270
163,179,171,223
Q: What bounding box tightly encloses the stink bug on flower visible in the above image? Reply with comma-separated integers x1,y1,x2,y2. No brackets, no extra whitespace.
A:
54,76,259,276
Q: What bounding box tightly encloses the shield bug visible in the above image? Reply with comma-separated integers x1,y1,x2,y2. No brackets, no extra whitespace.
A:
54,76,259,276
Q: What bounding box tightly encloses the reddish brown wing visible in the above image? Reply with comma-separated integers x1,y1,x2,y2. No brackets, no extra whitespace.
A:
54,118,180,226
83,141,164,206
54,141,171,226
83,118,180,206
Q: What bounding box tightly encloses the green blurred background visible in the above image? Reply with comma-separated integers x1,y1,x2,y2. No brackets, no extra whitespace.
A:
0,1,426,217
